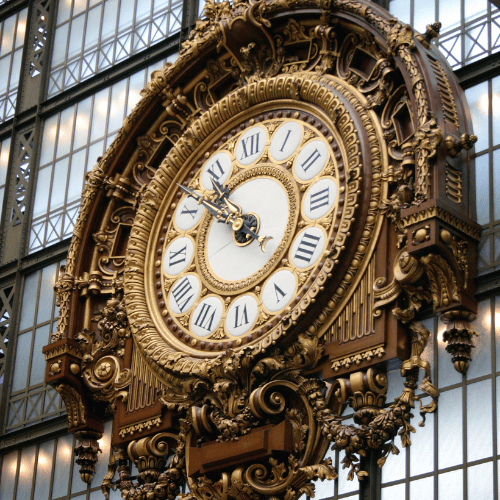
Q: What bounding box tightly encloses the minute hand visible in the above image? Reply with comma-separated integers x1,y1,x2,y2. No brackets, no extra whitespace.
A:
177,184,227,220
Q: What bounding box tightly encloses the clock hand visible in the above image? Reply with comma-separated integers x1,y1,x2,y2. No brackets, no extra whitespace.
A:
210,178,242,217
178,184,271,251
177,184,229,221
237,217,273,253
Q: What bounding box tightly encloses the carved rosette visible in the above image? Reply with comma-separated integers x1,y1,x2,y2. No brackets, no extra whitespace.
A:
44,0,479,497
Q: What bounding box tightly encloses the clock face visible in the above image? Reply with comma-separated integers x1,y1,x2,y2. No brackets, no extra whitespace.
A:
149,109,348,353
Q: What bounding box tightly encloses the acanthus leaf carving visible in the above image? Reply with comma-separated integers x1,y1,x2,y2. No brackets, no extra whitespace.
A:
56,383,87,428
407,114,443,205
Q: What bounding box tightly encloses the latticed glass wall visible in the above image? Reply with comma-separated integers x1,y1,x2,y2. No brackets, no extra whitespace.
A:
6,260,65,431
48,0,183,96
0,0,499,499
389,0,500,68
464,78,500,275
0,421,119,500
0,8,27,124
29,57,173,252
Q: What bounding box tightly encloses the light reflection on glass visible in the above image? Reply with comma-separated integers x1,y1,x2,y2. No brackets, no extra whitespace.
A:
16,21,26,40
478,92,490,114
75,113,89,132
61,444,72,457
38,452,49,467
58,116,74,142
484,310,500,329
437,327,445,343
0,148,9,166
96,98,109,115
128,89,142,108
47,125,58,141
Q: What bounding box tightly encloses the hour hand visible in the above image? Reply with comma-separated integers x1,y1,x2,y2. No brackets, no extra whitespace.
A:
236,218,273,253
210,178,242,216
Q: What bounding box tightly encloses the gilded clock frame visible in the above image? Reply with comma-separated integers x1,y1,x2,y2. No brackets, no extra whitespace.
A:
126,77,383,365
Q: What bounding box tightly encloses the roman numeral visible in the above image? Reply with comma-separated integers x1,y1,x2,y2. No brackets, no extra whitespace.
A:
274,283,286,303
171,277,193,312
207,159,225,181
234,304,249,329
294,232,321,264
301,148,321,172
309,187,330,212
279,130,292,152
194,303,216,331
240,133,261,159
180,206,198,219
169,245,187,267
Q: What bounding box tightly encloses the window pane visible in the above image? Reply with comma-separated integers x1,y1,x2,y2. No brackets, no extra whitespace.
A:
0,9,28,123
19,272,38,330
410,476,433,500
465,82,489,153
36,264,58,324
0,451,18,500
410,407,434,476
33,440,55,500
465,0,488,22
51,434,73,498
467,379,493,462
10,331,32,392
475,154,490,225
467,299,492,379
438,469,463,500
16,446,36,500
438,388,463,469
439,0,461,32
468,461,493,500
382,483,406,500
29,324,51,386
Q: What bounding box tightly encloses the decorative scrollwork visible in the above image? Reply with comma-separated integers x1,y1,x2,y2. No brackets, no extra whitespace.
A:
317,322,437,480
76,295,131,409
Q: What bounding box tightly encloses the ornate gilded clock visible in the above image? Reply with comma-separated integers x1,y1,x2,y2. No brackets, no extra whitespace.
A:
146,111,347,353
44,1,480,499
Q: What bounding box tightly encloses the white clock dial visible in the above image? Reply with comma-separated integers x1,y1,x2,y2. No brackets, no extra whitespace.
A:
261,269,296,312
270,121,302,162
163,236,194,276
168,274,201,314
235,126,267,166
302,177,338,220
175,195,205,231
205,177,289,281
225,295,258,336
201,152,232,190
190,296,224,337
290,226,327,269
293,140,329,181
